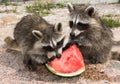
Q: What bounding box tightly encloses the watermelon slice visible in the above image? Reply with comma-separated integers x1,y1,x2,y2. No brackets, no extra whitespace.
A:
45,45,85,77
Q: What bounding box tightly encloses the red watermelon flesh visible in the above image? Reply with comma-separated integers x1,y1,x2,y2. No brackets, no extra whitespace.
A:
48,45,85,73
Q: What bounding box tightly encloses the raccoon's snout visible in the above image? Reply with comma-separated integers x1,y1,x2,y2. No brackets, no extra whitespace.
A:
56,54,61,58
70,33,75,39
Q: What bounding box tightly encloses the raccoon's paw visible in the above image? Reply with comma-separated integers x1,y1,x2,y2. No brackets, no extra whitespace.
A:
36,55,49,64
90,57,108,64
23,59,37,71
47,52,56,62
90,59,102,64
26,64,37,71
47,56,56,62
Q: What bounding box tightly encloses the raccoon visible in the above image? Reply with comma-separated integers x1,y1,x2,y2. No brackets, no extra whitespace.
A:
4,14,69,71
67,3,120,64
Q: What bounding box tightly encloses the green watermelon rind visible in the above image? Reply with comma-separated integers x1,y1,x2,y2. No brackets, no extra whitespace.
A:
45,64,85,77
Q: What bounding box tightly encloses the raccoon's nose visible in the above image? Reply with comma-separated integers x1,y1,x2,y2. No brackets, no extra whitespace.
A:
70,33,75,39
56,54,61,58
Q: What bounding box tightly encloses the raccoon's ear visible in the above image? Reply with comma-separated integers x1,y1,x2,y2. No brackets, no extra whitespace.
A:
32,30,43,39
85,6,95,17
67,3,74,12
54,22,62,33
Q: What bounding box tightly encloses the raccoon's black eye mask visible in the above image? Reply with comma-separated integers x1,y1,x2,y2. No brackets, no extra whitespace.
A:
69,21,89,30
77,22,89,30
69,21,73,28
42,46,54,51
42,38,64,51
56,38,64,48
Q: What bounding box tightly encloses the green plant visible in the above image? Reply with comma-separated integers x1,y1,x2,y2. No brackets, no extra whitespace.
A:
2,0,8,4
102,18,120,28
26,2,54,16
26,0,65,16
2,0,9,12
103,14,113,17
56,3,65,8
12,6,17,13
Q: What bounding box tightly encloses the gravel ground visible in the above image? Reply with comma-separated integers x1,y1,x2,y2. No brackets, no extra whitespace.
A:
0,3,120,84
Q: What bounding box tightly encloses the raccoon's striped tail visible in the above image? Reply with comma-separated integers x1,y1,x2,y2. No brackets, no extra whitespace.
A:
111,40,120,61
4,36,18,49
113,41,120,45
111,51,120,61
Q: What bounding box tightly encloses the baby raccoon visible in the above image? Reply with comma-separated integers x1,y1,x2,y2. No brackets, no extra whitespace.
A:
4,14,69,71
67,3,120,64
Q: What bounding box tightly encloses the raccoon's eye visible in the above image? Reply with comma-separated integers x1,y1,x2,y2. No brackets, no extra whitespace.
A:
77,22,89,30
57,38,64,48
43,46,54,51
69,21,73,28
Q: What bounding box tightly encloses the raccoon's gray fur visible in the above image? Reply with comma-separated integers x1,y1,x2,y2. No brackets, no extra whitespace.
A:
67,3,120,64
4,14,67,71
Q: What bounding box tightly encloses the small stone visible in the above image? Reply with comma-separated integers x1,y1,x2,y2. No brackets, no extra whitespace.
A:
100,69,105,74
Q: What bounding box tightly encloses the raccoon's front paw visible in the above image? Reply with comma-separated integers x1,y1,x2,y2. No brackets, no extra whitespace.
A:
47,52,56,62
25,61,37,71
47,56,55,62
38,55,49,64
90,55,109,64
24,60,37,71
71,41,79,46
91,60,100,64
90,58,104,64
26,64,37,71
